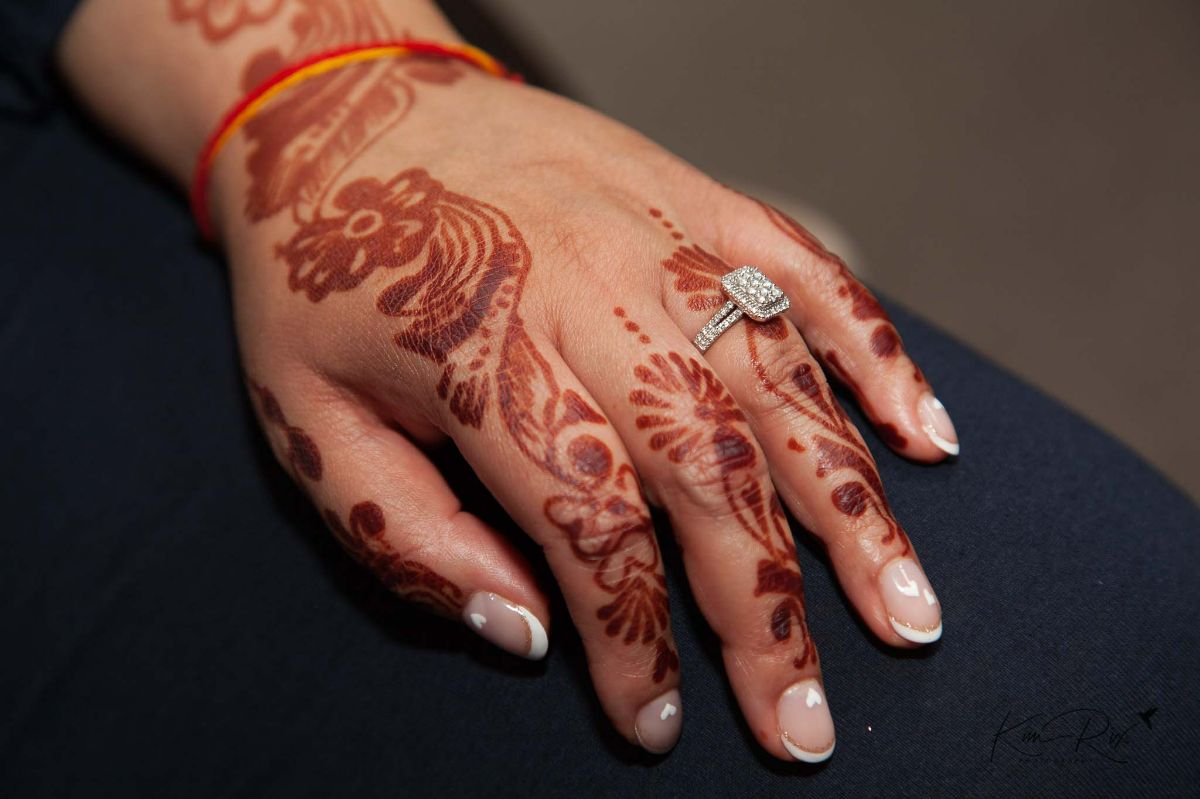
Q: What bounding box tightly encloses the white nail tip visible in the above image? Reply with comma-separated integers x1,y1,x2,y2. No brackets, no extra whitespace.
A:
918,395,960,456
514,604,549,660
924,428,960,457
889,617,944,644
781,734,835,764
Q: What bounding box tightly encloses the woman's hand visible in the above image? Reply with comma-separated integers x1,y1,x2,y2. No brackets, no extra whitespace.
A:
61,0,957,761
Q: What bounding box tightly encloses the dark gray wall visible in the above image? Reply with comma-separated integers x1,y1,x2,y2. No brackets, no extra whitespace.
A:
484,0,1200,496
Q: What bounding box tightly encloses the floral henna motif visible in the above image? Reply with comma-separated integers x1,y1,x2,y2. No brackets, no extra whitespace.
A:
179,10,678,679
276,168,671,668
325,501,465,615
618,311,815,668
276,170,676,676
279,168,526,431
251,382,323,481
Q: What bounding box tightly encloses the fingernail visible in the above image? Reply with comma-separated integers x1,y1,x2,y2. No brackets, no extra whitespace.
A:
917,393,959,456
462,592,548,660
777,679,835,763
634,689,683,754
879,558,943,643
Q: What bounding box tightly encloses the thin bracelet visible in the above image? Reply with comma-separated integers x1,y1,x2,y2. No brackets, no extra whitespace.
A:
189,39,521,241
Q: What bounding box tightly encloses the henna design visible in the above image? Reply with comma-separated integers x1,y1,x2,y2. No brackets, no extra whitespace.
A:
243,56,463,222
812,435,902,548
251,382,323,481
618,311,815,668
648,207,685,240
662,244,730,313
748,326,910,556
279,169,675,674
543,458,677,682
749,198,915,373
278,170,677,675
822,351,908,450
653,219,910,558
325,501,465,615
505,332,676,680
751,200,884,321
177,11,678,679
169,0,285,42
171,0,462,221
281,169,523,388
870,325,901,359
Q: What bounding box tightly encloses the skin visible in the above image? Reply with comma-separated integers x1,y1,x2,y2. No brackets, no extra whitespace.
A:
59,0,953,761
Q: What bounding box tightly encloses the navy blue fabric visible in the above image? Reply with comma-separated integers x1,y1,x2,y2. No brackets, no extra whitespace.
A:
0,0,79,114
1,98,1198,798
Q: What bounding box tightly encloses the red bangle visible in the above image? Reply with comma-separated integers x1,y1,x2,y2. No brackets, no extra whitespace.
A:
189,39,521,241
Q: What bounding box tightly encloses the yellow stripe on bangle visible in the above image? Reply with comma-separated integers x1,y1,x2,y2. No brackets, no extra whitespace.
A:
190,39,520,240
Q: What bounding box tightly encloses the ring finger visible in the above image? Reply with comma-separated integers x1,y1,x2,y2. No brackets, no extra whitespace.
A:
661,250,943,647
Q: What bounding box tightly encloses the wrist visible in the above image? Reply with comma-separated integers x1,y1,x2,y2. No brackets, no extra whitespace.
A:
199,41,518,243
59,0,462,185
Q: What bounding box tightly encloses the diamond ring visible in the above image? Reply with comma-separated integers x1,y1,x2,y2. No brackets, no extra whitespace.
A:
693,266,790,352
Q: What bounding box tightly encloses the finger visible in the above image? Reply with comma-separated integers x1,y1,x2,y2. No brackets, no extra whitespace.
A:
684,293,943,648
670,190,959,461
432,330,684,755
247,376,551,660
561,299,836,763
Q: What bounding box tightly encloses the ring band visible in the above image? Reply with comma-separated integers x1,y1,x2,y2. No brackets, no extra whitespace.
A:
693,266,790,352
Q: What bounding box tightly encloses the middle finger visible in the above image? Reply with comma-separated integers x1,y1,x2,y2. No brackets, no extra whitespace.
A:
561,296,836,763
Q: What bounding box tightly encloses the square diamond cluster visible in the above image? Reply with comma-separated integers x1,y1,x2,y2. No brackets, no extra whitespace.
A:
721,266,790,322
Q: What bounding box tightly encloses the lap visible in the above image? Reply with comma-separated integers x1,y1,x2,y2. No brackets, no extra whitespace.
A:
1,106,1196,798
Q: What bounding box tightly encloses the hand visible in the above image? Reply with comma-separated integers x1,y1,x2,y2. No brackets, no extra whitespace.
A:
216,63,955,759
61,0,957,762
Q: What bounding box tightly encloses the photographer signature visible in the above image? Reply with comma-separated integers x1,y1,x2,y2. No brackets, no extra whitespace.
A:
990,706,1156,764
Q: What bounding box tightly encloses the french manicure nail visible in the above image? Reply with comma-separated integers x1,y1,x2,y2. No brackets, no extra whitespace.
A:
917,393,959,456
777,679,835,763
879,558,943,643
635,689,683,754
462,592,548,660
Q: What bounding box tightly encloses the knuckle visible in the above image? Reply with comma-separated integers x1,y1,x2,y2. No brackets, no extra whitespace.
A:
660,425,771,515
543,489,658,566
